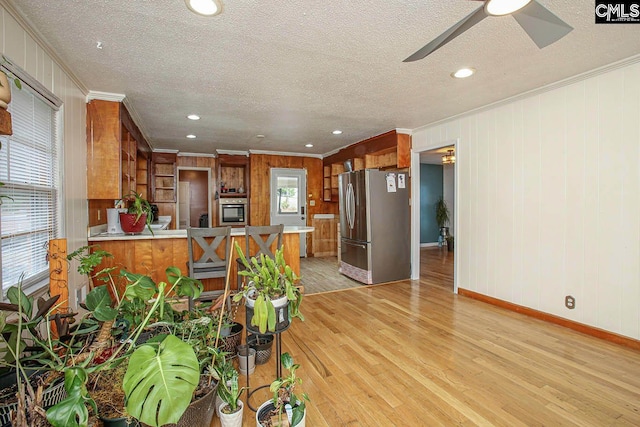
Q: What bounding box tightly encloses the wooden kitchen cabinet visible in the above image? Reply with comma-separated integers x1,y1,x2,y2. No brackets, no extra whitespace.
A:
152,152,177,202
87,100,150,200
322,130,411,202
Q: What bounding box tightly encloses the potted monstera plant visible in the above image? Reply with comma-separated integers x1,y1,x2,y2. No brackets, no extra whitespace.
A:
233,242,304,334
44,266,222,427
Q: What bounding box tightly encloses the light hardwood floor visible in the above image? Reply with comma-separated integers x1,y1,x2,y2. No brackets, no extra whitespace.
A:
211,248,640,426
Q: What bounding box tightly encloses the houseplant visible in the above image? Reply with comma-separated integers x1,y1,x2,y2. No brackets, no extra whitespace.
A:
233,242,304,334
435,196,450,239
0,55,22,110
119,191,153,234
44,266,217,427
215,364,246,427
256,352,309,427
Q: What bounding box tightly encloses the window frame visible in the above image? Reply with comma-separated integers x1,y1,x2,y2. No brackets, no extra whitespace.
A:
0,59,63,297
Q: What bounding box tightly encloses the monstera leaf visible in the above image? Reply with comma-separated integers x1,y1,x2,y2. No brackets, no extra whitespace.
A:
46,367,96,427
123,335,199,426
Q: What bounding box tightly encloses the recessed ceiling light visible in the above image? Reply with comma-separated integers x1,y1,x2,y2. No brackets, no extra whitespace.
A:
186,134,197,139
332,130,342,135
187,114,200,120
485,0,532,16
451,67,475,79
305,143,313,148
256,134,265,139
185,0,222,16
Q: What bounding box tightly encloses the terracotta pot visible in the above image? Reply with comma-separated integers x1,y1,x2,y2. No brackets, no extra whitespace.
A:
0,72,11,110
119,213,147,234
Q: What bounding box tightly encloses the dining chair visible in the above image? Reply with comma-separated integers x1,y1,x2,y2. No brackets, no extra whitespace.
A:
186,226,232,308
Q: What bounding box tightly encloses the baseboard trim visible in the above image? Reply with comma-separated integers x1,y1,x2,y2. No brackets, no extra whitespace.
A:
458,288,640,351
420,242,439,248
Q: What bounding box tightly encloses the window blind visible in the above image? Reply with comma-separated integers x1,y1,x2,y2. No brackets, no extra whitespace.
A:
0,75,60,294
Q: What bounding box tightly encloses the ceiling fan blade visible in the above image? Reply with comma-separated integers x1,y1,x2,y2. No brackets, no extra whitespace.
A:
403,5,488,62
512,0,573,49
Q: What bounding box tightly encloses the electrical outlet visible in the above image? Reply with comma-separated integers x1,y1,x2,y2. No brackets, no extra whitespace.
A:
565,295,575,309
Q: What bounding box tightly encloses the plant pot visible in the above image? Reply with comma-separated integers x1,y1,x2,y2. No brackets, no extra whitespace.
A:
0,378,67,426
446,238,454,252
255,400,306,427
219,399,244,427
99,415,139,427
237,345,256,375
247,334,274,365
245,295,290,334
218,322,243,358
0,72,11,109
141,379,218,427
119,213,147,234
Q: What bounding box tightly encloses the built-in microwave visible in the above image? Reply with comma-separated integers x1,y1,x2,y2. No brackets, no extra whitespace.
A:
219,198,247,225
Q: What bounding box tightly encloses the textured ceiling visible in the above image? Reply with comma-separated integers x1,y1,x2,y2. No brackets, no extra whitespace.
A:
8,0,640,156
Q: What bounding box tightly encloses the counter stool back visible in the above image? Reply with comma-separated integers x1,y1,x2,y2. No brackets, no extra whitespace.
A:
236,224,284,291
187,226,232,309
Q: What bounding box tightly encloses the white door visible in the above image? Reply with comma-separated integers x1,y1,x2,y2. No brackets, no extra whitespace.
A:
270,168,307,257
178,181,190,229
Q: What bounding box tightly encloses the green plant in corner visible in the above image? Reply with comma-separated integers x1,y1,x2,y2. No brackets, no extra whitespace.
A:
435,196,450,229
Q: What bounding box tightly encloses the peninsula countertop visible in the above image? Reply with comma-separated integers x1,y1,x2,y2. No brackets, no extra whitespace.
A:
88,225,314,242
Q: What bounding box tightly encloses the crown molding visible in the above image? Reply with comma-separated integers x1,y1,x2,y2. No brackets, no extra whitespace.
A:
415,53,640,133
86,91,126,102
1,0,89,95
152,148,179,154
249,149,322,159
178,152,217,158
216,149,249,156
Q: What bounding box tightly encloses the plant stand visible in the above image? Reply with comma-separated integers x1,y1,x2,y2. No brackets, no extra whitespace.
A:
243,310,290,412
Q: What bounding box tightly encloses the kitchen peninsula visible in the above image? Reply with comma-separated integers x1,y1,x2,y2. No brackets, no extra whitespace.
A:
88,226,313,292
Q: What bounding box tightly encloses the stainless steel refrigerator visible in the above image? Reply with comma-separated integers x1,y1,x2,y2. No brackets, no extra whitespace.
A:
338,169,410,284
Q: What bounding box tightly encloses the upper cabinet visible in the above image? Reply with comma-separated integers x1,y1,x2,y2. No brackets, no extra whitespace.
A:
322,130,411,201
152,152,177,202
218,154,249,198
86,100,151,200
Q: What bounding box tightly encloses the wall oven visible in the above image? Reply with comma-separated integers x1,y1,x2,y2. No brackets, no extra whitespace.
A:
219,198,247,225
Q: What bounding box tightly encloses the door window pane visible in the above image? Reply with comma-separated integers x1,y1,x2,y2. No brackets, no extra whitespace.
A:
276,176,299,214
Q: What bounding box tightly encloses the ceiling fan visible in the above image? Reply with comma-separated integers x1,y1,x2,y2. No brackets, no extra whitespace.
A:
404,0,573,62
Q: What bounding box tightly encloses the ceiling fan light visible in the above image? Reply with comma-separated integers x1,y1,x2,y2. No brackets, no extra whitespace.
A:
485,0,532,16
185,0,222,16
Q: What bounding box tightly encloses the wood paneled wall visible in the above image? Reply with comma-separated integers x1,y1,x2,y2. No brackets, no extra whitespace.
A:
412,59,640,340
249,154,336,255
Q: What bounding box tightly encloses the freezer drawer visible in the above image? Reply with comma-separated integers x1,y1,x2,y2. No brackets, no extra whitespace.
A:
340,239,368,271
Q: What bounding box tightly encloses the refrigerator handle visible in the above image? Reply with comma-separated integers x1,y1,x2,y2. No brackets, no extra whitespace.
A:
347,182,355,230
